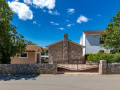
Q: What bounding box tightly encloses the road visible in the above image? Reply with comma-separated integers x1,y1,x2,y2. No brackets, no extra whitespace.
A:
0,74,120,90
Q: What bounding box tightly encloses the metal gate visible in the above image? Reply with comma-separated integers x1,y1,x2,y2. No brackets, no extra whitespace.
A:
57,60,99,72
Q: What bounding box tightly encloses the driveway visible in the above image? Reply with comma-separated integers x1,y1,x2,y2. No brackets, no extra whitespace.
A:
0,74,120,90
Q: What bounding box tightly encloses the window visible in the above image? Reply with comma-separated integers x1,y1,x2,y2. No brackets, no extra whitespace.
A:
100,38,104,44
99,50,104,54
19,52,28,58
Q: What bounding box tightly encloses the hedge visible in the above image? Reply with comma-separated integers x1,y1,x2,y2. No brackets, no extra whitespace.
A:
85,54,89,60
87,53,120,63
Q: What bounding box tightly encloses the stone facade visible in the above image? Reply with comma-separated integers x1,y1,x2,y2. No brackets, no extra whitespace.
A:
47,33,83,64
68,42,83,63
99,60,120,74
0,61,57,74
49,41,64,63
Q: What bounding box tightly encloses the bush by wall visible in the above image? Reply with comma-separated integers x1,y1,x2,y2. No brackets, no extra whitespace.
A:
87,53,120,63
85,54,89,60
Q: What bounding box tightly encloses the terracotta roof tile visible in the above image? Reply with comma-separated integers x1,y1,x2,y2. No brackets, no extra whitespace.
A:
25,45,40,52
43,48,48,50
83,30,105,34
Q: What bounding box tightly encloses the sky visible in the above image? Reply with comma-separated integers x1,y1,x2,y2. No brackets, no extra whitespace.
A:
7,0,120,47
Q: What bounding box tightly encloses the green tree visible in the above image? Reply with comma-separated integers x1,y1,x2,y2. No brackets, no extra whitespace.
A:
40,47,45,55
0,0,26,64
24,40,37,45
101,11,120,53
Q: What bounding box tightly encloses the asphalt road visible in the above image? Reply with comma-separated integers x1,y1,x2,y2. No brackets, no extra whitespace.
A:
0,74,120,90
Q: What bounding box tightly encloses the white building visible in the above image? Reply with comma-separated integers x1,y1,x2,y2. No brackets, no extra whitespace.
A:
80,30,110,56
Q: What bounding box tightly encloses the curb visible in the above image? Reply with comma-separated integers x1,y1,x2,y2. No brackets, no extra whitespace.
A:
64,72,100,75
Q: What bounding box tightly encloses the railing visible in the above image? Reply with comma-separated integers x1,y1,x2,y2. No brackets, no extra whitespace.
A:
57,59,83,64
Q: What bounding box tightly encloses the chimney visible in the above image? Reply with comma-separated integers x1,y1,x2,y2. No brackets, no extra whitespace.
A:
63,33,69,62
63,33,68,40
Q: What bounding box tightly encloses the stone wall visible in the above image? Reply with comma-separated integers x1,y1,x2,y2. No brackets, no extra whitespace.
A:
0,61,57,74
99,60,120,74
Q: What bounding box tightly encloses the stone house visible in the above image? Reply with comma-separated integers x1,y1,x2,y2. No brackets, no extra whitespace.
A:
47,33,84,64
11,45,42,64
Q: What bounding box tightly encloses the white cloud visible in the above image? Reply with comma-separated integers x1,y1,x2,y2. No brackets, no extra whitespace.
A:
8,1,33,20
77,15,88,24
48,10,60,15
54,23,59,25
67,24,71,27
66,20,69,22
14,0,19,1
50,21,54,24
43,10,46,12
67,8,75,14
67,23,75,27
97,14,101,17
24,0,55,9
50,21,59,25
33,21,37,24
59,28,64,30
24,0,33,4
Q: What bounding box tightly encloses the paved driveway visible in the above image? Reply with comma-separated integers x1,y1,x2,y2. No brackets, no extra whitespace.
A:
0,74,120,90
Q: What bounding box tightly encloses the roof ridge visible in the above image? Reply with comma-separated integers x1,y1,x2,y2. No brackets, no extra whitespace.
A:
46,40,63,47
83,30,105,34
83,30,105,32
27,45,39,46
25,45,41,52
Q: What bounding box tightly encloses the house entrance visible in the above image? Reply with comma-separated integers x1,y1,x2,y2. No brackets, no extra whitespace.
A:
37,53,40,63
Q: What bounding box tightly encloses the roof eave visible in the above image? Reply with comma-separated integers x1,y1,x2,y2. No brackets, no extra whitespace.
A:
46,40,63,48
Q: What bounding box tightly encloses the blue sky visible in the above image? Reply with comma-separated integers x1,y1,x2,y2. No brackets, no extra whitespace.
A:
7,0,120,47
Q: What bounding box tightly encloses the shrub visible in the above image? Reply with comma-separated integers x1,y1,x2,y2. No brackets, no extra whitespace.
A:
85,54,89,60
87,54,93,61
87,53,120,63
114,53,120,62
100,53,114,63
87,53,101,62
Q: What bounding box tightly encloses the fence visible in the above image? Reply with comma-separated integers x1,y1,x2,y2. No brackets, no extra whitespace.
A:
57,59,83,64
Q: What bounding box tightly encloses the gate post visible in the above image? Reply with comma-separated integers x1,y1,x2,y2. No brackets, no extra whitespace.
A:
99,60,107,74
53,60,57,75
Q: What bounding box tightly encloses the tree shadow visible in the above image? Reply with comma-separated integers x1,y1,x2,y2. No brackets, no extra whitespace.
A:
0,74,40,81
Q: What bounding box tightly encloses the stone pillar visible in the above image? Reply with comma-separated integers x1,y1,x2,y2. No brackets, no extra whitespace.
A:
82,56,86,64
53,61,57,75
99,60,107,74
63,33,69,63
